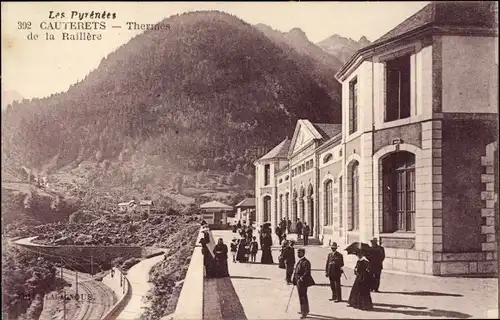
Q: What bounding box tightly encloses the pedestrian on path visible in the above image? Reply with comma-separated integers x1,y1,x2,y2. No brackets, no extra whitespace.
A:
280,218,287,235
260,227,274,264
201,238,216,278
347,249,373,310
279,240,287,269
303,223,310,246
230,239,238,263
275,225,283,245
370,238,385,292
292,248,315,319
236,237,248,263
246,226,253,242
296,219,303,240
325,242,344,302
249,236,259,263
213,238,230,278
284,240,296,285
287,217,292,234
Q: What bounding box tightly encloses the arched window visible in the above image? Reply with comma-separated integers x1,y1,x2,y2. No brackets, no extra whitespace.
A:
307,184,314,237
279,179,283,184
299,187,305,222
323,153,333,164
382,152,416,232
348,161,360,231
292,190,298,223
285,192,290,218
279,194,283,220
324,180,333,226
263,196,271,222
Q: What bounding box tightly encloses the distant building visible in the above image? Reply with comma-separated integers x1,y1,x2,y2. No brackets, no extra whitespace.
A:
235,198,256,225
200,201,233,227
255,2,498,276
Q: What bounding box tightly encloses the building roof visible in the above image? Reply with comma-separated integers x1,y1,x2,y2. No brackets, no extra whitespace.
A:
257,138,291,161
235,198,256,208
312,123,342,140
200,201,233,211
336,1,498,80
139,200,153,206
372,1,496,47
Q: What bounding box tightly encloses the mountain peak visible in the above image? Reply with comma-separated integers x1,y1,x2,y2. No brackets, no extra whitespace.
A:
358,36,370,46
316,33,371,64
286,27,309,41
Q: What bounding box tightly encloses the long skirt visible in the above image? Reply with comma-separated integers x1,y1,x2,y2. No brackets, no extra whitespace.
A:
204,257,216,278
261,247,274,264
348,275,373,310
215,258,229,278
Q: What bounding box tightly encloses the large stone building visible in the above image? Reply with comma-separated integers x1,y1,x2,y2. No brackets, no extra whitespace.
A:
254,1,498,276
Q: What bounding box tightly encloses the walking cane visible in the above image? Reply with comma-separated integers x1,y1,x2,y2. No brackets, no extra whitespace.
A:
285,285,295,312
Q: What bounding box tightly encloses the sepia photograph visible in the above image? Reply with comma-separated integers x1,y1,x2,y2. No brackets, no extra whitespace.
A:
1,1,498,320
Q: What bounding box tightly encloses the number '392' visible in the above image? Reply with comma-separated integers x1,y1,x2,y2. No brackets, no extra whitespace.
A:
18,21,32,30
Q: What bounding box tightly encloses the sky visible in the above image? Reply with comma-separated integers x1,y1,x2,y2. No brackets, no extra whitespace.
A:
1,1,429,99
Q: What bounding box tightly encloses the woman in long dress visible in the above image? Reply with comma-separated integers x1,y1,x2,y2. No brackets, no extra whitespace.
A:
200,238,216,278
236,237,248,263
260,230,274,264
348,249,374,310
213,238,230,277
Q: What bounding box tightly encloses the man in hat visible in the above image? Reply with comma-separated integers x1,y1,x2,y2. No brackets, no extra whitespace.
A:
370,237,385,292
293,248,315,319
325,242,344,302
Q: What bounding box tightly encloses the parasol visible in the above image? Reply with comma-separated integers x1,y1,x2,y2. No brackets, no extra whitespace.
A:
344,242,371,255
345,242,380,261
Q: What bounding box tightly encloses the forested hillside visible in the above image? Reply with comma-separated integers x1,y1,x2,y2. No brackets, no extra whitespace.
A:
2,11,339,174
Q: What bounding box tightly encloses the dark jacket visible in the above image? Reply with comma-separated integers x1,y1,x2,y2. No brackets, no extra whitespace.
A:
325,251,344,278
303,225,310,235
283,246,296,266
296,221,303,232
292,257,315,287
370,245,386,270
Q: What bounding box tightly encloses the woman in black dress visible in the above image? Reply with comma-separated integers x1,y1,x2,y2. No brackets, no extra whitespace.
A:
260,229,274,264
200,238,216,278
213,238,230,277
348,249,374,310
236,237,248,263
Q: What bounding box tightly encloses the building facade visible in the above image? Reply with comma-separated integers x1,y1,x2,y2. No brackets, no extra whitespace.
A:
255,1,498,276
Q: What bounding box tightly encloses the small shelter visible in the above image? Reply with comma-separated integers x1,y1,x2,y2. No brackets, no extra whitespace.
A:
235,198,256,226
200,201,233,226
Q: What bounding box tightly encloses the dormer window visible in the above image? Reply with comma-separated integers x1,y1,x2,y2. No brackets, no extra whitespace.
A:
385,54,411,122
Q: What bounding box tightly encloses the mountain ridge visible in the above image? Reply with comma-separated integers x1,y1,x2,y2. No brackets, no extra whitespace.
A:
2,11,345,208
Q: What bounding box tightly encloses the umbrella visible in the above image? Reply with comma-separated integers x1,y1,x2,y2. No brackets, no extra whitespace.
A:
344,242,371,255
345,242,380,261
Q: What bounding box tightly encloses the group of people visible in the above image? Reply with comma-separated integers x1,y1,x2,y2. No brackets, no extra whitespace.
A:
230,235,259,263
200,237,230,278
275,217,311,246
281,238,385,319
200,219,386,319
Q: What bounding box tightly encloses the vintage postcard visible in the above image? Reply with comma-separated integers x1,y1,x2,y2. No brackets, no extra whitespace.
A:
1,1,498,320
